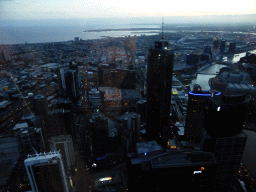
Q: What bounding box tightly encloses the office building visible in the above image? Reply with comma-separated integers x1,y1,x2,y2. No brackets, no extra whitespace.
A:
204,46,212,60
118,112,141,153
98,66,110,86
49,99,76,138
186,54,200,65
57,67,66,91
204,93,250,138
0,135,22,192
136,100,147,125
49,135,75,171
202,131,247,192
43,109,75,151
220,40,226,54
110,69,137,89
202,93,250,191
2,50,11,63
65,70,77,103
24,151,69,192
184,84,221,143
88,109,108,157
229,42,236,53
33,94,49,120
146,40,174,141
213,39,220,50
128,147,216,191
15,127,44,155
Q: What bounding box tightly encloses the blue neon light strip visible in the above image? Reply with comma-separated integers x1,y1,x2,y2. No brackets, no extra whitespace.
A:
97,157,106,161
189,91,221,97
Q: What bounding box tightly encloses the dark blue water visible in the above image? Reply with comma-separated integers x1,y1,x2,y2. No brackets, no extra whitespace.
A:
0,23,159,44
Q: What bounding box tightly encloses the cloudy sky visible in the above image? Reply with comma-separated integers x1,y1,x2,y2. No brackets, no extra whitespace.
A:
1,0,256,21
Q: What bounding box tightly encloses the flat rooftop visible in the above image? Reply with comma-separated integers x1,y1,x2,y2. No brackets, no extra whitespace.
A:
151,150,215,168
13,122,28,131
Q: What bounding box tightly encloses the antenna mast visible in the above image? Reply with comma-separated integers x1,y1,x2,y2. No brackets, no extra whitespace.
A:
162,18,164,39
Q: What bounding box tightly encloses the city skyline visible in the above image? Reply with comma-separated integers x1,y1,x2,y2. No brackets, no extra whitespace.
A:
1,6,256,190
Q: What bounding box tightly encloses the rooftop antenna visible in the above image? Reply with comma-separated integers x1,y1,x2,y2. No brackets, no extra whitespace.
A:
162,18,164,39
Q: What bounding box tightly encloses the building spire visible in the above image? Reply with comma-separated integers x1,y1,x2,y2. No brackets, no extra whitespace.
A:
162,18,164,39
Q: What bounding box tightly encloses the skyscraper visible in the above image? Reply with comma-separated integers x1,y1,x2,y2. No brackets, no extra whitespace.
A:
202,93,250,191
146,40,174,141
213,39,220,50
88,109,109,157
184,84,221,143
57,67,66,91
49,135,75,172
24,151,69,192
43,109,75,151
65,70,77,103
33,94,49,120
118,112,141,153
204,94,250,138
229,42,236,53
220,40,226,54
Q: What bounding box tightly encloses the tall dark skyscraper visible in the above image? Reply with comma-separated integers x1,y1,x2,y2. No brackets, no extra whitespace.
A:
33,95,49,120
220,40,226,54
146,40,174,141
65,70,77,102
184,84,221,143
202,93,250,191
213,39,220,50
228,42,236,53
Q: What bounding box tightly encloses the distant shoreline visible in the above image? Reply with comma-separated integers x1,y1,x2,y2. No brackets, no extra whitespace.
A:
83,28,160,32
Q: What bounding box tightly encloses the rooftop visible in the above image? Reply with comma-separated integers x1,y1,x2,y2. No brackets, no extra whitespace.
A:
136,140,164,157
151,150,216,168
13,122,28,131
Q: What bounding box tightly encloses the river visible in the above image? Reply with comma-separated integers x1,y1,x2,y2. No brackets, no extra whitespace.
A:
190,52,256,179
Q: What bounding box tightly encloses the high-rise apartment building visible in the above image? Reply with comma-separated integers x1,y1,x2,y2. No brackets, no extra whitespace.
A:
24,151,69,192
146,40,174,141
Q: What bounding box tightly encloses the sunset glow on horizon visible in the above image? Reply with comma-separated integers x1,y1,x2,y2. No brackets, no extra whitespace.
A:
1,0,256,21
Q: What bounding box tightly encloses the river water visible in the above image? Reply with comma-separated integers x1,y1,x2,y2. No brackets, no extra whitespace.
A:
190,53,256,179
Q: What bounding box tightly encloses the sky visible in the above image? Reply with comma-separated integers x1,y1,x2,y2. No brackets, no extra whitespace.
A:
1,0,256,21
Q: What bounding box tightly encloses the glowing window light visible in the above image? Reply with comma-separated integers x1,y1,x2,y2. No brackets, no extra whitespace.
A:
193,171,202,174
97,156,106,161
99,177,113,181
200,167,205,171
189,91,221,97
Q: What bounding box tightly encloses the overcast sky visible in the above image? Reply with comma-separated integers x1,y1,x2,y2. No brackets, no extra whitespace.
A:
1,0,256,21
